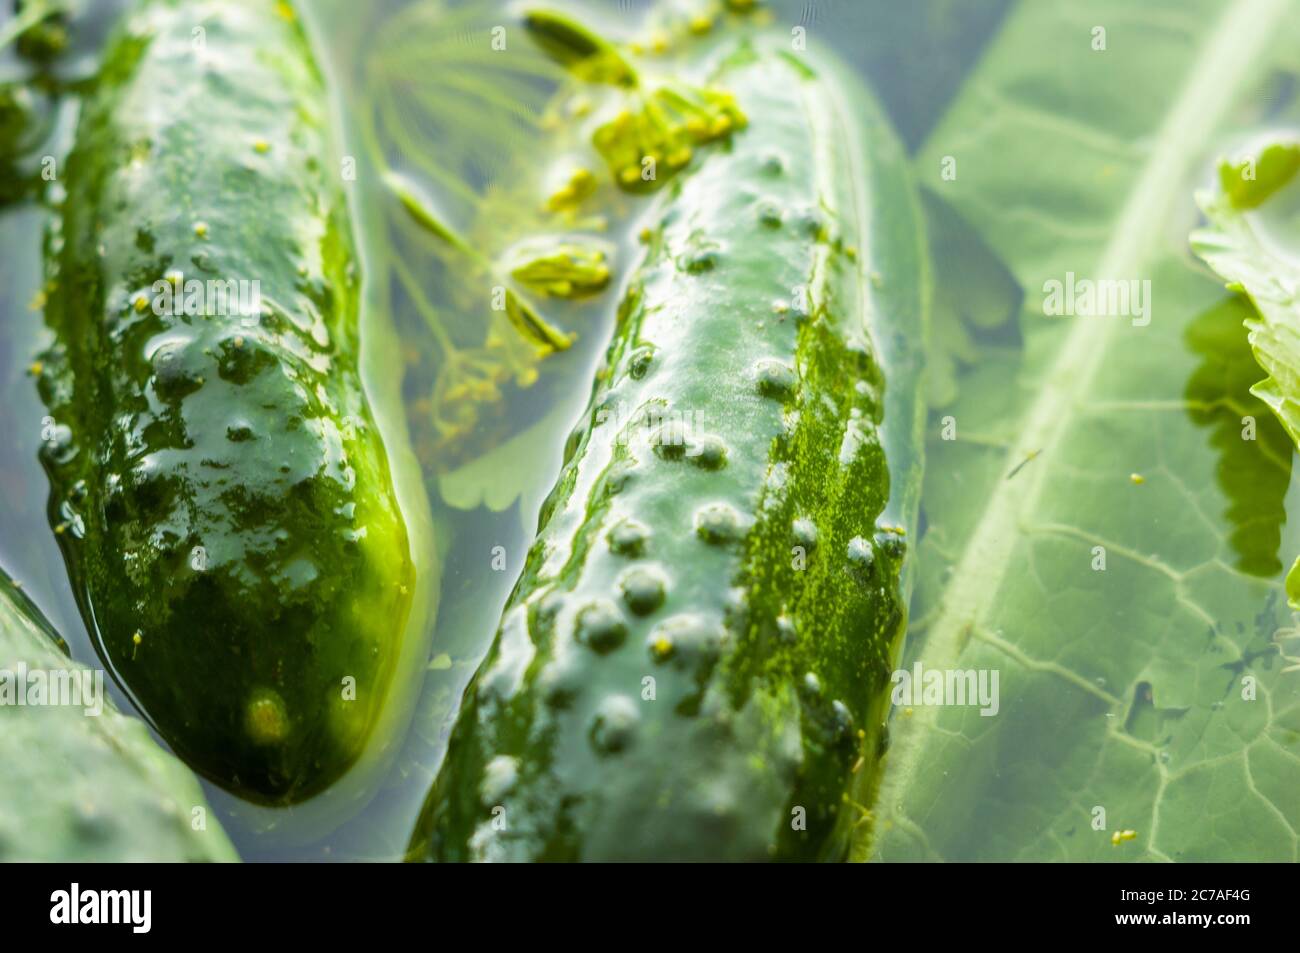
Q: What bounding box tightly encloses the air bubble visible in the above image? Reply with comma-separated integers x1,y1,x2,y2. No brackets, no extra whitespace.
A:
151,340,203,400
847,536,875,569
830,700,855,741
41,424,77,467
874,527,906,560
794,208,825,239
601,460,637,498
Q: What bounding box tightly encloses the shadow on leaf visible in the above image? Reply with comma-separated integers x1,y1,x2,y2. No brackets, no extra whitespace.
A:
1184,296,1292,577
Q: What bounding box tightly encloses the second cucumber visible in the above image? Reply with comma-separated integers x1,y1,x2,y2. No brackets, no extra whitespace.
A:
412,37,929,861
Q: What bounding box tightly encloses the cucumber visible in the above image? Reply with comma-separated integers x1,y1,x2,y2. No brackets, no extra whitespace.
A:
411,39,928,861
36,0,435,807
0,570,237,861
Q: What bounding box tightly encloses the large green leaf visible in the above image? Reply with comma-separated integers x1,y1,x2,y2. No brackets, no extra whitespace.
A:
864,0,1300,861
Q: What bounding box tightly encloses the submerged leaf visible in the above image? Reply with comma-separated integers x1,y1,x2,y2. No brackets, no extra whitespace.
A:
523,8,637,87
592,84,746,192
866,0,1300,863
382,167,574,354
507,238,612,298
384,170,463,248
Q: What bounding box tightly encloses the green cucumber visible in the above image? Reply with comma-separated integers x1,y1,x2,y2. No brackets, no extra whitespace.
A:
411,39,928,861
0,570,237,861
36,0,435,808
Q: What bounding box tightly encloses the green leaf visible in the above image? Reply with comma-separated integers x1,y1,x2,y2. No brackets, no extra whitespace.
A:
1216,140,1300,209
864,0,1300,862
1193,138,1300,606
1193,140,1300,449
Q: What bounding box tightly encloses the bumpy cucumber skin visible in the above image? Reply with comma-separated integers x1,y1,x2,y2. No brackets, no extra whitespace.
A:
38,0,417,803
413,41,928,862
0,572,238,861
